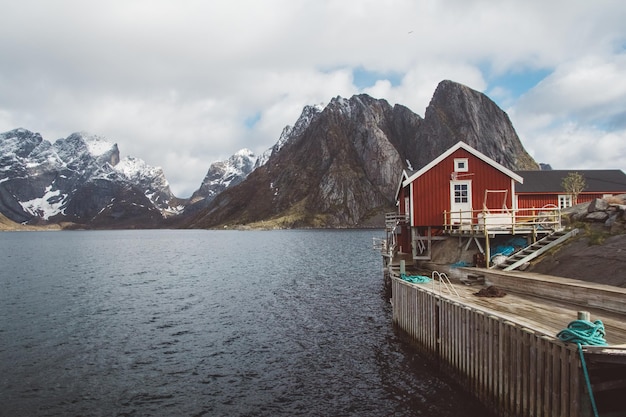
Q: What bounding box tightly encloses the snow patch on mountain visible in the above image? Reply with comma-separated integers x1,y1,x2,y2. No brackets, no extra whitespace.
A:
115,156,160,181
189,148,257,204
82,132,115,156
19,185,68,220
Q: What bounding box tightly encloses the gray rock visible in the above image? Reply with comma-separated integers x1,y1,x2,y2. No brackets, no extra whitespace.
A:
605,211,620,227
586,211,610,222
588,198,610,213
564,202,590,222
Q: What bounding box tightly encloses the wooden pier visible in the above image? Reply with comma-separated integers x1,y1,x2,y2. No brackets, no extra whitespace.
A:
390,268,626,417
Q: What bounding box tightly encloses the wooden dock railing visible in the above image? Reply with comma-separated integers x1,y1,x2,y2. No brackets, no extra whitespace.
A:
392,278,586,417
442,206,562,235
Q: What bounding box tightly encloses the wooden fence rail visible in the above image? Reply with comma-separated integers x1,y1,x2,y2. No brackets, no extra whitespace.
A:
391,278,586,417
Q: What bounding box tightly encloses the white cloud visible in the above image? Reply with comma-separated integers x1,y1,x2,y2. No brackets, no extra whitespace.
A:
1,0,625,196
515,55,626,126
510,53,626,169
520,122,626,170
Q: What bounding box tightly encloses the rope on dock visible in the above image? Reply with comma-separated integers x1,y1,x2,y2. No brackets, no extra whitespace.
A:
556,319,607,346
400,273,431,284
557,319,608,417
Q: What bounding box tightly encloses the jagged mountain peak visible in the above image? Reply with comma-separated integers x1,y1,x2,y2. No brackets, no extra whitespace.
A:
187,92,418,228
54,132,120,167
256,103,324,168
189,148,258,205
230,148,256,168
0,129,178,226
256,95,392,170
412,79,540,171
187,82,539,229
0,128,45,158
234,148,255,158
80,132,116,157
115,156,162,180
326,94,390,115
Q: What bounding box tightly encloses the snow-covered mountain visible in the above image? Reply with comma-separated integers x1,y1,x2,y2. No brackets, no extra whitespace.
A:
0,128,181,226
0,124,305,226
187,104,325,210
255,103,324,168
189,148,257,206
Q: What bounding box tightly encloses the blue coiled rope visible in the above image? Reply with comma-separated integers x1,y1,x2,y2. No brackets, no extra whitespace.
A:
557,319,607,417
556,319,607,346
400,274,431,284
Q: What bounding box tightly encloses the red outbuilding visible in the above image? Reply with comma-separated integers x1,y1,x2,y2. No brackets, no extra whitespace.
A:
515,170,626,209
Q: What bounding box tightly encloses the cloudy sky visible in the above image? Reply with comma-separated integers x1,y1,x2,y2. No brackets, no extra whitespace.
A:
2,0,625,197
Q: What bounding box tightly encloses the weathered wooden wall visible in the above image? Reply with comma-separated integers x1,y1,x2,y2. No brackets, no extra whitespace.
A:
392,278,587,417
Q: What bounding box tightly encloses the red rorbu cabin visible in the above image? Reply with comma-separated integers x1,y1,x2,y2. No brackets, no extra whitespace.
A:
381,141,626,268
388,141,559,262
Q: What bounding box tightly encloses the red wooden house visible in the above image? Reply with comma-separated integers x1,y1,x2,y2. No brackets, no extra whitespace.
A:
384,141,625,266
392,141,527,260
515,170,626,209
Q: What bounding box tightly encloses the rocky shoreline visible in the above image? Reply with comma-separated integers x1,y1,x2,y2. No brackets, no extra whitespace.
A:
526,194,626,287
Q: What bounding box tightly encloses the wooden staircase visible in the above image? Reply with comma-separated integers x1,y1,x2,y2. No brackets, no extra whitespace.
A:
492,228,579,271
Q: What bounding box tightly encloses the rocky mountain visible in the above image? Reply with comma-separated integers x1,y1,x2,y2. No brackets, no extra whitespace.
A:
0,129,181,227
1,79,541,230
187,148,257,210
255,103,325,169
407,80,539,170
185,80,539,229
184,104,326,216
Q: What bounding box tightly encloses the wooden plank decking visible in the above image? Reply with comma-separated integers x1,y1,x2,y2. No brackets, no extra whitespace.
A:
395,267,626,346
389,265,626,417
427,276,626,346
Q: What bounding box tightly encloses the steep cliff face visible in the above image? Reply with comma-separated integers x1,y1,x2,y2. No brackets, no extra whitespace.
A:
187,80,539,228
411,80,539,170
187,94,424,228
255,104,325,169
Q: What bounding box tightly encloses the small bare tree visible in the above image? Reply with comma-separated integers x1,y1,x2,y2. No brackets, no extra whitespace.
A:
561,171,586,205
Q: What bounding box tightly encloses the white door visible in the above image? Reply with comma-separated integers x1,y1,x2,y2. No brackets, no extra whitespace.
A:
450,180,472,225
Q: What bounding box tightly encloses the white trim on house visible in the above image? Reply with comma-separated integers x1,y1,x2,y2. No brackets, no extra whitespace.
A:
394,170,411,201
403,141,524,187
511,178,518,210
409,181,414,226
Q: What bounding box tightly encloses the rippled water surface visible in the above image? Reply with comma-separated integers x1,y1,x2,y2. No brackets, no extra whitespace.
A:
0,230,488,416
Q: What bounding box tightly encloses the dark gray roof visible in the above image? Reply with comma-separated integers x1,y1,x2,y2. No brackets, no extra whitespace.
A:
514,170,626,193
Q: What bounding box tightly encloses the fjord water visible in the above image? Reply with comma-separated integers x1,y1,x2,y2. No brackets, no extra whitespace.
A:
0,230,487,416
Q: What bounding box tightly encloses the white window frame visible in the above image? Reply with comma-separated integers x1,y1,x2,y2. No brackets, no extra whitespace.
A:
454,158,469,172
558,194,572,209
